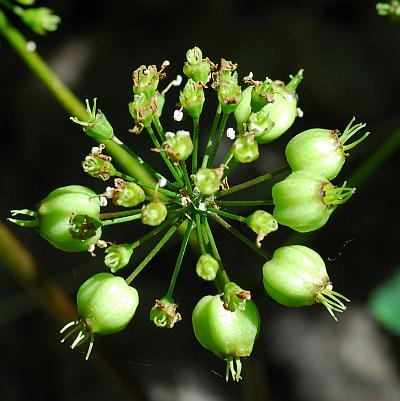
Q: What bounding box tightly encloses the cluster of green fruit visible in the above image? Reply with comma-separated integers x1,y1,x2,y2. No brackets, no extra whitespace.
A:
8,47,368,381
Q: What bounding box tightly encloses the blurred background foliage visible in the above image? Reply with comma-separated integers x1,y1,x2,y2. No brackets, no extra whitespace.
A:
0,0,399,400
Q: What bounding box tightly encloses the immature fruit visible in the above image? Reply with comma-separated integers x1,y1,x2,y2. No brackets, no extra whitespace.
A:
262,245,349,320
192,294,260,381
234,85,252,130
285,118,369,180
141,201,167,226
8,185,102,252
196,253,219,281
162,131,193,162
246,210,278,247
183,47,211,83
150,296,181,328
113,180,145,207
105,243,134,273
272,170,355,232
60,272,139,359
252,70,303,144
194,167,220,195
231,134,259,163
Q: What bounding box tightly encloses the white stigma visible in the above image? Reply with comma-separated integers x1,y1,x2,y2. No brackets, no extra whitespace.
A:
296,107,304,118
99,196,108,207
173,109,184,121
158,177,167,188
165,131,176,138
226,127,236,140
97,240,108,249
198,203,207,211
26,41,37,52
172,75,183,86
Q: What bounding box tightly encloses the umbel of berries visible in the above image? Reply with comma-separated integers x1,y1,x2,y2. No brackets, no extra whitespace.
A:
272,170,355,232
192,294,260,381
285,118,369,180
263,245,349,320
60,273,139,359
8,185,102,252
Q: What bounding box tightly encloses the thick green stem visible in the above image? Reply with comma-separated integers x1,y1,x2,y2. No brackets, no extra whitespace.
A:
214,200,274,207
216,166,289,198
208,113,229,167
202,104,222,168
0,9,156,188
166,220,193,298
210,213,270,260
192,117,199,174
125,224,179,285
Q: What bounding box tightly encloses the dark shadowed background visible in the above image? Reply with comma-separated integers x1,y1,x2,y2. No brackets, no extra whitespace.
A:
1,1,399,400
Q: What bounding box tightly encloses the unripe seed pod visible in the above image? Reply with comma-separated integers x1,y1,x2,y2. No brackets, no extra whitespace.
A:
162,131,193,162
150,296,181,328
141,201,167,226
285,118,369,180
194,167,221,195
60,272,139,360
179,79,205,118
196,253,219,281
132,64,166,100
113,180,145,207
272,170,355,233
192,294,260,381
234,86,253,130
253,70,303,144
183,47,212,83
9,185,102,252
231,133,259,163
262,245,349,320
105,243,134,273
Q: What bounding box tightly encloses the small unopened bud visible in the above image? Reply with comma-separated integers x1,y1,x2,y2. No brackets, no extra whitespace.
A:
141,201,167,226
162,130,193,163
112,179,145,207
231,133,259,163
196,253,219,281
20,7,60,35
246,210,278,247
179,79,205,118
193,167,221,195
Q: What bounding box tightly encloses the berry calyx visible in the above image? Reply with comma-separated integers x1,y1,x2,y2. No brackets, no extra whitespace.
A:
105,243,134,273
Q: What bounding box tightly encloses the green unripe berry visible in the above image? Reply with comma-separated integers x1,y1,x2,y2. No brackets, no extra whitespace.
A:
105,243,134,273
20,7,60,35
150,296,181,328
196,253,219,281
60,272,139,360
179,79,205,118
285,118,369,180
246,210,278,247
113,180,145,207
234,86,253,130
8,186,102,252
194,167,221,195
163,131,193,163
272,170,355,233
192,294,260,381
141,201,167,226
183,47,211,83
262,245,349,320
231,133,259,163
253,70,303,144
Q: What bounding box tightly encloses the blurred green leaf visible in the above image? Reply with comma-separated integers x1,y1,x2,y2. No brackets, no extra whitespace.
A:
369,268,400,335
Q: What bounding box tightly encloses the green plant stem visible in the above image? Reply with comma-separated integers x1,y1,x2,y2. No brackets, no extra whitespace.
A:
214,200,274,207
0,9,156,190
208,208,246,223
114,171,180,199
152,115,166,143
192,116,199,174
202,216,230,289
147,126,184,186
195,214,206,255
208,112,229,167
130,215,181,249
125,224,179,285
166,220,193,298
101,213,142,227
99,209,142,220
216,166,289,198
202,104,222,168
180,160,194,198
210,213,270,260
223,158,239,179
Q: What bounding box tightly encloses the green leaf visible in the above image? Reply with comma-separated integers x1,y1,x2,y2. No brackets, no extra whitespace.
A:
369,268,400,335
